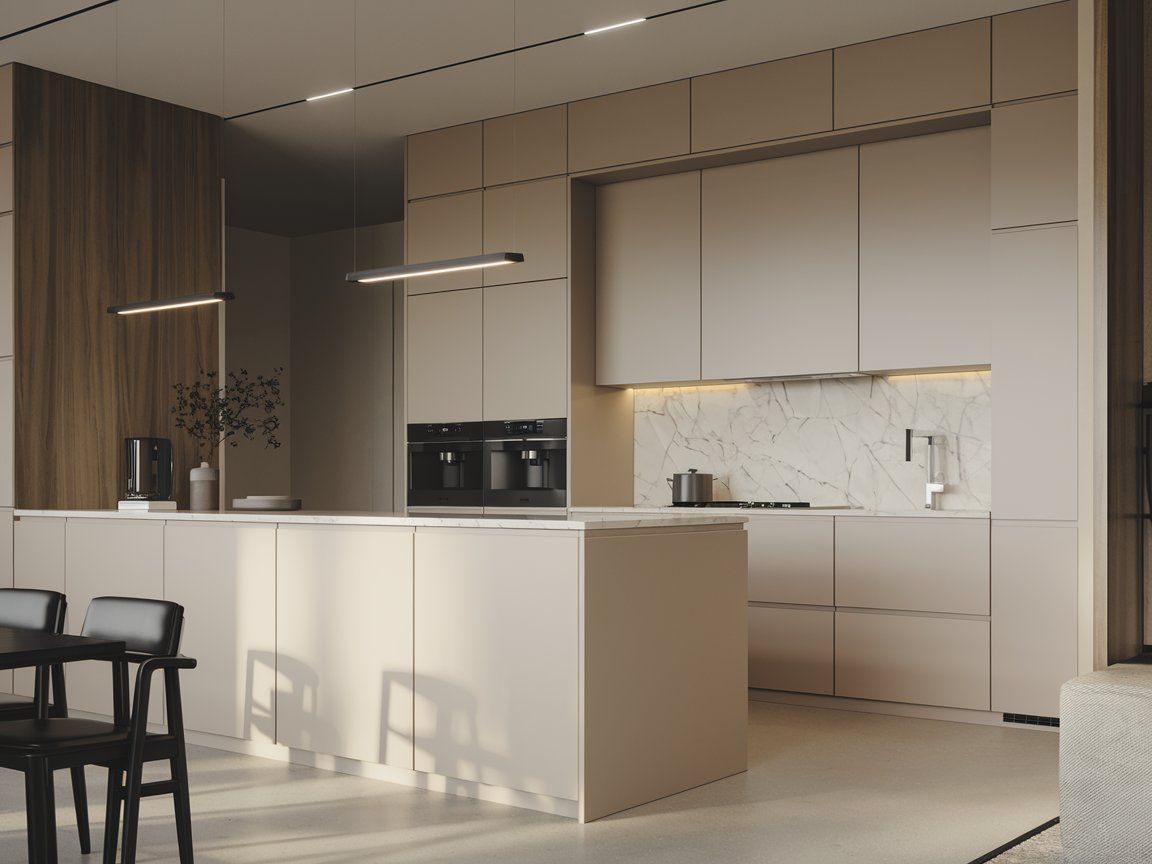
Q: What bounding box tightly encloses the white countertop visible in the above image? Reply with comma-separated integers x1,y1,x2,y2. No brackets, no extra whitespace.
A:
14,509,747,532
570,506,991,519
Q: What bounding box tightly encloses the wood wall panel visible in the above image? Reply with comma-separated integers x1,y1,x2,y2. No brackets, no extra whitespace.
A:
13,65,220,509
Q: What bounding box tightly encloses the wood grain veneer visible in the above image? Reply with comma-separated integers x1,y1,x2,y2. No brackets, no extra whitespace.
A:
13,65,221,510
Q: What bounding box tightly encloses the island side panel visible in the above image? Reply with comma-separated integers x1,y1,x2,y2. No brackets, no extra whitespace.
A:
581,524,748,822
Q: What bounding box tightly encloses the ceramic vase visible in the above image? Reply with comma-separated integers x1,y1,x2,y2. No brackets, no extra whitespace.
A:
189,461,220,511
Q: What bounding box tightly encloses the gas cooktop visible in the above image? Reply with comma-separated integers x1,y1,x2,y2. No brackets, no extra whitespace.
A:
672,501,811,509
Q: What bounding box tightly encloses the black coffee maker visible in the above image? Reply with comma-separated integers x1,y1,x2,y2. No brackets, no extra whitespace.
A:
123,437,174,501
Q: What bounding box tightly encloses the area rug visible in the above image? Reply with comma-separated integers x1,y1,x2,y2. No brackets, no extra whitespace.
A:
966,819,1061,864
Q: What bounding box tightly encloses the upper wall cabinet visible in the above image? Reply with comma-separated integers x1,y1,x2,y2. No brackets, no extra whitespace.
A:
834,20,991,128
691,52,833,152
405,191,483,295
484,105,567,186
483,177,567,286
701,147,858,380
407,288,484,423
568,81,690,173
859,126,991,372
406,122,483,201
991,95,1077,229
992,1,1077,103
596,171,700,386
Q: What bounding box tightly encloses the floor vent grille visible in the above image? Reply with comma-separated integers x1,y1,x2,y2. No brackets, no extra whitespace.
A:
1002,713,1060,728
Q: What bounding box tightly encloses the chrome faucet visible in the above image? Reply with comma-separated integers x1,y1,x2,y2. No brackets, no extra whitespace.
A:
905,429,946,510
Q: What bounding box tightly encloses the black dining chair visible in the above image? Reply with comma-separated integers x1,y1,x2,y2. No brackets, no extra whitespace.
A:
0,588,91,854
0,596,197,864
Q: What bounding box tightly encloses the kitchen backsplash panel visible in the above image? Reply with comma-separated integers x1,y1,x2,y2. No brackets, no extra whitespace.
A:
634,372,991,511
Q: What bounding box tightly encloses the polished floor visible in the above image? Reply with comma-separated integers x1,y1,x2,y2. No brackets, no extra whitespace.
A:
0,702,1058,864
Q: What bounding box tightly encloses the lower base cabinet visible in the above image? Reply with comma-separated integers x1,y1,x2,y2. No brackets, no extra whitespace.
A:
0,509,12,693
13,516,65,697
276,525,415,769
835,611,990,710
748,606,833,694
164,521,276,741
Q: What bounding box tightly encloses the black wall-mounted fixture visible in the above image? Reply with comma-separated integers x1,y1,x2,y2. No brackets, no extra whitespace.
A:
346,252,524,284
107,291,235,316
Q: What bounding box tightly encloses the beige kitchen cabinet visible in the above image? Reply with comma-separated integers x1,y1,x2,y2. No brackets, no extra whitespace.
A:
992,1,1076,103
991,521,1077,717
992,225,1077,521
0,213,12,357
413,529,579,799
568,81,690,173
0,509,12,692
701,147,858,380
0,65,10,146
406,122,482,200
691,52,833,152
407,288,484,423
859,126,991,372
483,177,567,286
0,145,11,214
991,95,1077,229
835,611,991,710
484,105,567,186
164,521,276,742
834,19,991,128
405,191,483,295
13,516,65,697
0,357,11,507
748,605,833,695
277,524,415,769
835,517,990,615
746,515,833,606
64,518,165,722
596,171,700,386
483,280,568,421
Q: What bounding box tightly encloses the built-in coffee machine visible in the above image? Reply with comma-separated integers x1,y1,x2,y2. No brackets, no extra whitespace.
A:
483,419,567,508
407,422,484,509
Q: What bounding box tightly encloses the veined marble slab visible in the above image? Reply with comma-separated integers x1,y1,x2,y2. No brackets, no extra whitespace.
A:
634,372,991,512
13,509,746,532
571,506,990,519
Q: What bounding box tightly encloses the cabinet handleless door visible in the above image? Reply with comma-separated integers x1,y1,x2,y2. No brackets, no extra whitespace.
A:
0,357,11,507
746,516,833,605
992,1,1076,103
859,126,991,372
483,280,568,421
596,171,700,386
691,52,833,152
568,81,690,173
64,518,165,722
407,288,484,423
0,145,11,214
834,19,990,128
164,521,276,741
991,95,1077,230
13,516,65,696
0,509,12,692
484,105,567,186
405,191,483,295
0,213,12,357
277,525,415,769
406,122,482,200
483,177,567,286
701,147,858,380
414,529,579,800
748,606,833,695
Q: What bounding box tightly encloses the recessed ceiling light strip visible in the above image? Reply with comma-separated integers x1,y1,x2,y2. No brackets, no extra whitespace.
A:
584,18,646,36
306,87,354,102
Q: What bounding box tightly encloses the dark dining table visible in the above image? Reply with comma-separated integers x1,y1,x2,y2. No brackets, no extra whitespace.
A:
0,626,127,863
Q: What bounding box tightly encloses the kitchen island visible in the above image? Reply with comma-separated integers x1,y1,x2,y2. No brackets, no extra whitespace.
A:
9,510,748,822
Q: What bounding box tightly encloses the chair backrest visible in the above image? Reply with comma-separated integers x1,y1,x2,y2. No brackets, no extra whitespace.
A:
0,588,65,634
81,597,184,657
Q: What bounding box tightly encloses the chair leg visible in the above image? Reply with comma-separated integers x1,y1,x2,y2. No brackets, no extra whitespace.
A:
120,756,145,864
25,765,46,864
102,767,121,864
70,766,92,855
170,751,194,864
43,762,58,863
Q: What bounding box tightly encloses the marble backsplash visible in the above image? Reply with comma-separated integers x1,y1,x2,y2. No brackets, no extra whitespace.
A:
634,372,991,511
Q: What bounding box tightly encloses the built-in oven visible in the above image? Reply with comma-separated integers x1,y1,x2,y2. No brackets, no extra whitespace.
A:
407,422,484,509
483,419,567,508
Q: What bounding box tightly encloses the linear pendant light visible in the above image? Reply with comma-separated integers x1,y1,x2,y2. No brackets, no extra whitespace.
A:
107,291,236,315
345,252,525,284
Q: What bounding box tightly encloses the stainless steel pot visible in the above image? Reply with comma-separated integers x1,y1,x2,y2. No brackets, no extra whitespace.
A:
667,469,713,505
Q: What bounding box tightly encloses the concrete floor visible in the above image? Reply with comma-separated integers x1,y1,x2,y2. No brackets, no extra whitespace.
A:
0,702,1059,864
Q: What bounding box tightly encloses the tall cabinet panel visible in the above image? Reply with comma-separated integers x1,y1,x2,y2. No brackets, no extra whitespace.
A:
483,280,568,421
0,509,12,693
859,126,991,371
483,177,567,286
991,95,1077,230
407,288,484,423
595,172,701,386
405,191,484,295
701,147,858,379
991,225,1077,520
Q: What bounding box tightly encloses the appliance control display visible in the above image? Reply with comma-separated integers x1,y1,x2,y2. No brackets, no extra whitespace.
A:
504,420,544,435
426,423,465,436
